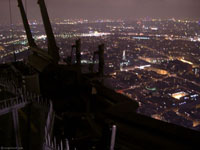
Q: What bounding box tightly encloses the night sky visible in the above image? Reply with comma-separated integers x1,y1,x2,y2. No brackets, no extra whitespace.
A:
0,0,200,24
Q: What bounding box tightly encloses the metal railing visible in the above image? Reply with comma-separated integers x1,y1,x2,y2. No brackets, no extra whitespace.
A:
43,101,70,150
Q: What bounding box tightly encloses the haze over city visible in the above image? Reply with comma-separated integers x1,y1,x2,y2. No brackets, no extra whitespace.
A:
0,0,200,24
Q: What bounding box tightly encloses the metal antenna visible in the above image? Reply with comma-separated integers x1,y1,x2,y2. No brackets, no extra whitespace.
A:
17,0,37,48
37,0,60,63
92,44,105,76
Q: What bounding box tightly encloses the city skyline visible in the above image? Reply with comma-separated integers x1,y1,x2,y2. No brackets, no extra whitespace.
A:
0,0,200,24
1,15,200,131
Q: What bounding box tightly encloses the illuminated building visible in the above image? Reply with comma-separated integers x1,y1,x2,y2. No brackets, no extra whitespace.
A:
171,92,188,100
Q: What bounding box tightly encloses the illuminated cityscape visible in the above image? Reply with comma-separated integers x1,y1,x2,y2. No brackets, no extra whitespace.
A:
1,18,200,131
1,0,200,149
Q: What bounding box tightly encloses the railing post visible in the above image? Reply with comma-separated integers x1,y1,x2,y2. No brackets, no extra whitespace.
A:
65,139,69,150
54,137,57,148
12,109,22,148
110,125,117,150
61,140,63,150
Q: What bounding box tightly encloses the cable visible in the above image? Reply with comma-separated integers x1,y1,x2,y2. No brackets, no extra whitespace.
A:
8,0,12,26
8,0,16,62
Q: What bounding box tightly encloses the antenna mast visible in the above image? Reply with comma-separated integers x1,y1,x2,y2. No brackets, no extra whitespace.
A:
37,0,60,63
17,0,37,48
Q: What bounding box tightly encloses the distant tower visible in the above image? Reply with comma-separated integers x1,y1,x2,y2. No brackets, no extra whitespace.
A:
122,50,126,61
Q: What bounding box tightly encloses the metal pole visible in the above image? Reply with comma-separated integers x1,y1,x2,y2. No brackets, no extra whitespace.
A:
110,125,117,150
98,44,105,76
12,109,22,147
65,139,70,150
75,39,81,66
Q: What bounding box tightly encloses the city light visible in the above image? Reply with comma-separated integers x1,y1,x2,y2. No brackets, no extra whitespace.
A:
81,31,111,37
172,92,188,100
